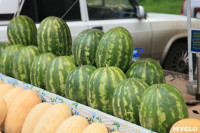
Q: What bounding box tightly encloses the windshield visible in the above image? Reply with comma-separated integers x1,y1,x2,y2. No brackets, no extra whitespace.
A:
87,0,136,20
87,0,133,10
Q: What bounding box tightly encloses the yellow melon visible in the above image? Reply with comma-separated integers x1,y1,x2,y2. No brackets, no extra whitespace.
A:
170,118,200,133
0,87,24,131
3,87,24,110
4,89,42,133
0,80,3,84
33,103,72,133
0,97,7,126
82,122,108,133
56,115,89,133
21,102,52,133
0,84,14,96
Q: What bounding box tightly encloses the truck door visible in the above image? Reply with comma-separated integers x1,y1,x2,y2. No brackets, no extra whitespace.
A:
85,0,152,57
0,0,19,42
20,0,89,41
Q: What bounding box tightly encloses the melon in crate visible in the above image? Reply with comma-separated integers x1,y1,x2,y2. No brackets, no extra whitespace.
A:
22,102,52,133
126,58,165,86
37,16,72,56
46,56,76,96
4,89,42,133
33,103,71,133
73,29,104,66
56,115,89,133
30,53,56,89
0,97,7,126
95,26,133,71
87,66,126,114
169,118,200,133
139,84,189,133
7,15,37,46
65,65,96,105
3,87,24,110
0,84,14,97
1,87,24,131
13,45,40,83
112,77,149,124
82,122,108,133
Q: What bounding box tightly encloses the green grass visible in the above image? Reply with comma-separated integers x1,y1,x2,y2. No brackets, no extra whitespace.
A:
138,0,185,14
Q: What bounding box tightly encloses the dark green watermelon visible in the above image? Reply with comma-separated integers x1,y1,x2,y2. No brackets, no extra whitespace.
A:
126,58,165,86
87,66,126,114
30,53,56,89
112,77,149,124
37,16,72,56
7,15,37,46
95,26,133,71
65,65,96,105
73,29,104,66
139,84,189,133
46,56,76,96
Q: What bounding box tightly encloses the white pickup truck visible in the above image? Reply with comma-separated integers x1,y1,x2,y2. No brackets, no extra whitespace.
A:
1,0,200,74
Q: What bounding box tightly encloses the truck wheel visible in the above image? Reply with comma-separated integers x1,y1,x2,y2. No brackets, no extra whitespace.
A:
163,42,196,74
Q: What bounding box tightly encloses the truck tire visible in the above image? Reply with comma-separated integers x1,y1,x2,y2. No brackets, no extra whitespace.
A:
163,41,196,74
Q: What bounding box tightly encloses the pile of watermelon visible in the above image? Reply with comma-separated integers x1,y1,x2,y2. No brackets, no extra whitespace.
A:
0,15,189,133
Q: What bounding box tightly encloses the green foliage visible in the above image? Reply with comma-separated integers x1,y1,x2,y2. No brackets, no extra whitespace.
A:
87,0,183,14
138,0,184,14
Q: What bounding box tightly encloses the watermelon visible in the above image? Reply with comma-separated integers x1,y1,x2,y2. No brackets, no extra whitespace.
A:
46,56,76,96
87,66,126,114
0,45,24,77
65,65,96,105
95,26,133,71
30,53,56,89
139,84,189,133
37,16,72,56
126,58,165,86
112,77,149,124
73,29,104,66
0,42,9,57
13,46,40,83
7,15,37,46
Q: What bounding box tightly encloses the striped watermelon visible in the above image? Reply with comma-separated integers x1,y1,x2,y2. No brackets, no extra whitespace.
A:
13,46,40,83
73,29,104,66
30,53,56,89
65,65,96,105
126,58,165,86
95,26,133,71
0,42,9,57
0,45,24,77
112,77,149,124
87,66,126,114
139,84,188,133
7,15,37,46
46,56,76,96
37,16,72,56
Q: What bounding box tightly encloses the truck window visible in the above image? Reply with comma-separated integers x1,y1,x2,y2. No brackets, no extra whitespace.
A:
87,0,136,20
20,0,81,23
0,14,14,21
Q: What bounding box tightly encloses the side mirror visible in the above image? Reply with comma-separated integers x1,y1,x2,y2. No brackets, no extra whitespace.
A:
196,12,200,19
136,6,145,19
0,0,19,14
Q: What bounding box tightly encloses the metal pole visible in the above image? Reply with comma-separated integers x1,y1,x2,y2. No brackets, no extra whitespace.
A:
196,54,200,100
187,0,193,82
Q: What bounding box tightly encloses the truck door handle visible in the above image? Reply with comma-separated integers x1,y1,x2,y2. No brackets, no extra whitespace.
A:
92,26,103,30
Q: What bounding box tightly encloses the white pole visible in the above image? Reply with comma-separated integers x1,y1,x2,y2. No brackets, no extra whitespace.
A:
187,0,193,82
